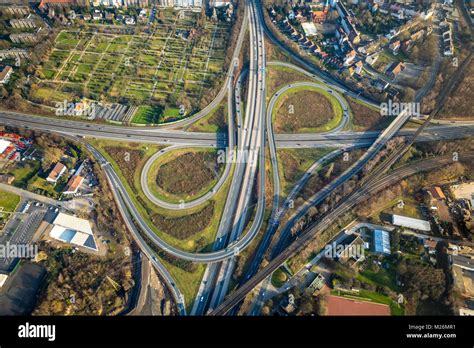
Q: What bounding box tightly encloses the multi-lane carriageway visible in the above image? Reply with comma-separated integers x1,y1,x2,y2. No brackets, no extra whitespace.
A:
1,0,473,316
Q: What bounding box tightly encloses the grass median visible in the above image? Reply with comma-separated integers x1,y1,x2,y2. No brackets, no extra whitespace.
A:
146,147,224,204
272,85,343,133
277,148,336,199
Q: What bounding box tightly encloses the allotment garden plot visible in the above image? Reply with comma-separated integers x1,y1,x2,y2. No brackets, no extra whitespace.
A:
33,13,231,121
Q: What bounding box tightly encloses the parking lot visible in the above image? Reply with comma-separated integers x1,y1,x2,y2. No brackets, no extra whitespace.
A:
0,199,59,273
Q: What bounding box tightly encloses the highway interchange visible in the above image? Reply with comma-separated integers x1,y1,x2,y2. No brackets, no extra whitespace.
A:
1,0,473,316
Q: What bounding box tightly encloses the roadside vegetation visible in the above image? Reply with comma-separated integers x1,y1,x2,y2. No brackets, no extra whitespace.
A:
188,100,228,133
347,97,393,131
271,267,288,288
156,255,206,314
34,244,134,315
297,148,366,204
90,139,238,311
438,60,474,119
265,40,293,64
132,106,163,125
277,148,335,198
266,65,311,98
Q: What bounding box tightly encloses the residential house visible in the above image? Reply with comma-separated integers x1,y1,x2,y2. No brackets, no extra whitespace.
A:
0,66,13,84
46,162,67,183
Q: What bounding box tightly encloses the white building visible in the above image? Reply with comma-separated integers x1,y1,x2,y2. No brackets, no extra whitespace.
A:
157,0,202,7
390,214,431,232
302,22,317,36
0,139,11,155
0,274,7,288
50,213,98,251
0,66,13,85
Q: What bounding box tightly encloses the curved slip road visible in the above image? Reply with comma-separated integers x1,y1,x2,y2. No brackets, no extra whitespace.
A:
268,81,350,136
141,145,231,210
45,131,265,263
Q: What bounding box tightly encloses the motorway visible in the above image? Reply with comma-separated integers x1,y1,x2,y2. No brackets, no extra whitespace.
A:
2,110,473,150
266,61,379,109
5,111,474,147
0,0,472,317
0,111,223,147
236,9,474,313
191,68,248,315
138,62,241,211
51,134,187,315
207,0,430,315
276,124,474,148
192,0,268,314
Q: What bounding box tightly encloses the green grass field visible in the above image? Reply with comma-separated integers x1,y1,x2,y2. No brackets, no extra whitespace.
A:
132,105,163,124
272,85,344,133
277,148,336,198
271,267,288,288
369,195,423,222
8,161,41,188
0,190,21,214
157,256,206,314
266,65,312,101
188,100,228,133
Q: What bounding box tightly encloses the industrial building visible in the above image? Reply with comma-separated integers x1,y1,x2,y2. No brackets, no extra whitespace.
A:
390,214,431,232
49,213,98,251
